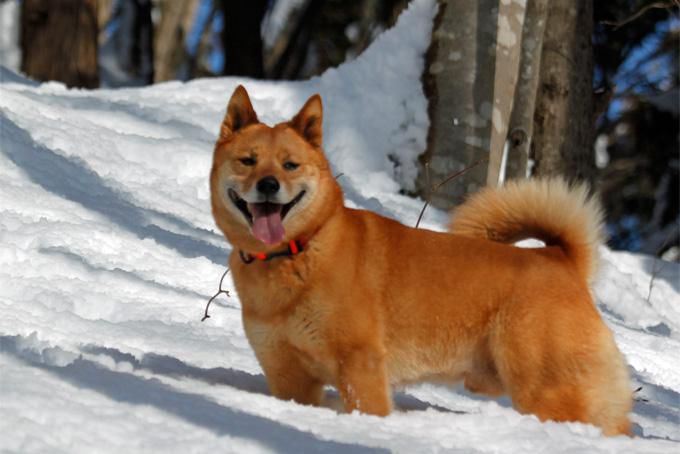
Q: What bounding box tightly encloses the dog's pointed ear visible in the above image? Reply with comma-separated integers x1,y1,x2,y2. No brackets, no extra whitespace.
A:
220,85,259,139
289,94,323,148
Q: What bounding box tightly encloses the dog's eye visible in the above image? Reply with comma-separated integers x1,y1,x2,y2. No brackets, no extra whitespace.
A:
283,161,299,171
239,157,256,166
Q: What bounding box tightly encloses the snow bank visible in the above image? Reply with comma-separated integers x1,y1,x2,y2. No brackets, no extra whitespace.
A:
1,0,678,451
0,0,20,73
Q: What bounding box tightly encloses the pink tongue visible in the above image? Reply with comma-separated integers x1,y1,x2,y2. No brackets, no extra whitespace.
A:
250,203,285,245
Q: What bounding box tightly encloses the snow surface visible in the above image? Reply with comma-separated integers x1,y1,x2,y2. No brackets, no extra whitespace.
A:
1,0,679,452
0,0,21,73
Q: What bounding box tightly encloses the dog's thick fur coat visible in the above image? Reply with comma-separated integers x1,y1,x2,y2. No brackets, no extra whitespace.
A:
210,86,632,436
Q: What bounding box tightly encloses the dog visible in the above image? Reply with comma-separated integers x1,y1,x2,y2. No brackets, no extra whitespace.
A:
210,85,632,436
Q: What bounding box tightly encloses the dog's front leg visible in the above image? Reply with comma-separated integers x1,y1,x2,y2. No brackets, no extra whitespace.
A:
337,346,392,416
259,346,324,407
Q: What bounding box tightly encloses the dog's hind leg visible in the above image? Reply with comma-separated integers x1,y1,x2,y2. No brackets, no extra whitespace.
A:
511,383,589,425
509,380,632,436
490,301,633,436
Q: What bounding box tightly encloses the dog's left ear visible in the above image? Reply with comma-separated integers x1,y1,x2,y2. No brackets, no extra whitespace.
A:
290,94,323,148
220,85,259,139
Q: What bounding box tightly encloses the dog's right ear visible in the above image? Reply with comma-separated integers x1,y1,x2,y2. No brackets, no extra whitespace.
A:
220,85,259,139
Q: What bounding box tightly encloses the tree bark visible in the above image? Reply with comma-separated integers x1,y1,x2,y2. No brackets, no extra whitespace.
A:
417,0,499,209
504,0,549,181
97,0,113,42
111,0,154,84
21,0,99,88
486,0,526,186
220,0,268,78
531,0,596,183
264,0,311,78
265,0,321,80
154,0,199,82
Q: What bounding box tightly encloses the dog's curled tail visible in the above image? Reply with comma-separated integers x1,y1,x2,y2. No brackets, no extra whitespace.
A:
449,177,605,283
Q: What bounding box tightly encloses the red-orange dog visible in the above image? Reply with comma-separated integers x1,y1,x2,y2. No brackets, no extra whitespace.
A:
210,85,632,436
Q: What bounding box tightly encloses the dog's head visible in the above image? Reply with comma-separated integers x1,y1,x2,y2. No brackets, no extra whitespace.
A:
210,85,340,251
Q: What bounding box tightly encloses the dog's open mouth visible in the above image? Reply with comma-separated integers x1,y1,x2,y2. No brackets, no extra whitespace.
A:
228,189,305,245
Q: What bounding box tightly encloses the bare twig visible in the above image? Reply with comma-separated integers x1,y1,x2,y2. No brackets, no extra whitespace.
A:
424,160,432,199
601,1,679,30
202,267,231,322
633,386,649,402
415,157,489,229
646,226,679,303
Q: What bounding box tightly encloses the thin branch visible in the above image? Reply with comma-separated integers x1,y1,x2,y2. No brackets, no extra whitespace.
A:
415,157,489,229
202,267,231,322
633,386,649,402
646,225,679,303
425,160,432,199
601,1,679,30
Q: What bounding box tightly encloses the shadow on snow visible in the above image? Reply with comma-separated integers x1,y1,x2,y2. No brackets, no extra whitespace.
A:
0,335,385,453
81,345,462,415
0,113,228,265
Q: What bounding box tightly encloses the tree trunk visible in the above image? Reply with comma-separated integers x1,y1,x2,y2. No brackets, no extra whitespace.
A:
485,0,526,186
97,0,113,42
504,0,549,181
265,0,320,80
154,0,199,82
531,0,595,183
417,0,499,209
220,0,268,78
111,0,154,85
21,0,99,88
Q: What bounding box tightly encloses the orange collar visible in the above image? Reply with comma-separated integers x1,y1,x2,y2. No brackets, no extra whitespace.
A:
239,240,304,264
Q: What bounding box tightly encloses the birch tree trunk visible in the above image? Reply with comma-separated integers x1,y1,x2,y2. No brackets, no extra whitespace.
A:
417,0,499,209
486,0,526,186
531,0,595,182
504,0,548,180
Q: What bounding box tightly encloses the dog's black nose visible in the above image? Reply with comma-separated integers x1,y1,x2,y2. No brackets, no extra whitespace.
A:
256,176,280,195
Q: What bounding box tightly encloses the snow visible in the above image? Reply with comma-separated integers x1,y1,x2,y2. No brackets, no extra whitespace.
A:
0,0,20,73
0,0,678,451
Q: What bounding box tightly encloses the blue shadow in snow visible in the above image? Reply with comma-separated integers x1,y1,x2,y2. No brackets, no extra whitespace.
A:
632,371,680,441
39,246,217,302
82,345,270,395
12,88,217,143
0,336,385,453
0,113,228,265
82,345,462,415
